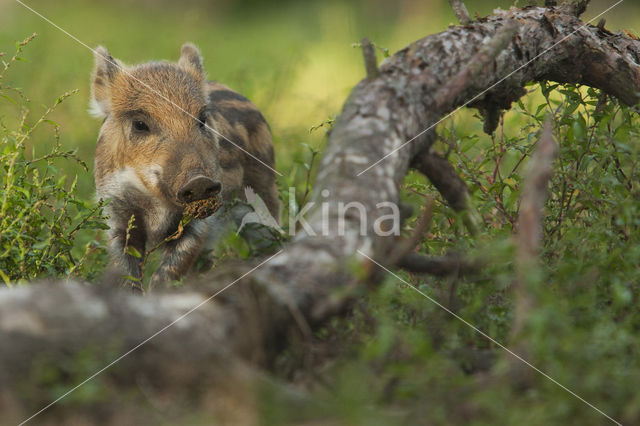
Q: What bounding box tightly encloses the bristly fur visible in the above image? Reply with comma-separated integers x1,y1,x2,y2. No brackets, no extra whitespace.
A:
88,97,107,118
91,43,280,289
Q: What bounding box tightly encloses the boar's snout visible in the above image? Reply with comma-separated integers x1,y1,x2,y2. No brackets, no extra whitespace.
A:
177,176,222,204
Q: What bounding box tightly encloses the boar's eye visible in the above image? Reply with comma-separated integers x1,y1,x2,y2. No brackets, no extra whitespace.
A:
132,120,150,133
198,111,208,131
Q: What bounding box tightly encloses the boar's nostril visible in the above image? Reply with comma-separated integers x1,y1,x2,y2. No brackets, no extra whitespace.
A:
177,177,222,204
204,181,222,197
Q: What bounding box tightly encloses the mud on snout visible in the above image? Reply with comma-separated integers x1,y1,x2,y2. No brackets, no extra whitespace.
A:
177,175,224,220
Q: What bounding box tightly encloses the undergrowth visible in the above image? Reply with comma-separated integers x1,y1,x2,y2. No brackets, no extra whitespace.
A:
265,83,640,425
0,35,108,284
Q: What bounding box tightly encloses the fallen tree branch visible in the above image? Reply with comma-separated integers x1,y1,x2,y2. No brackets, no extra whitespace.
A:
1,2,639,423
396,252,479,277
434,19,519,122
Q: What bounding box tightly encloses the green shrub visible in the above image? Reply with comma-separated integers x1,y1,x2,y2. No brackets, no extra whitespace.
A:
266,84,640,425
0,34,108,284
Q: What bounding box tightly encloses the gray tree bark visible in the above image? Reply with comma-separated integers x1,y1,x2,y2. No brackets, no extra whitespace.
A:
2,3,640,424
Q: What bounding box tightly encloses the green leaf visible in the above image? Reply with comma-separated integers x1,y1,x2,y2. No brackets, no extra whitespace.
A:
0,269,11,286
125,246,142,258
0,94,16,104
123,275,141,282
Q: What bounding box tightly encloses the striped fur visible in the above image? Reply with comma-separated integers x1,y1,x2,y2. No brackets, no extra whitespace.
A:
91,43,279,289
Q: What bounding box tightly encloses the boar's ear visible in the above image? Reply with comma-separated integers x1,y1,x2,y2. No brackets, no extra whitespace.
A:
178,43,204,79
89,46,123,118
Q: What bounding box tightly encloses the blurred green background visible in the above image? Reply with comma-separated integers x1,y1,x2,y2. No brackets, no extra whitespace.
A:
0,0,635,198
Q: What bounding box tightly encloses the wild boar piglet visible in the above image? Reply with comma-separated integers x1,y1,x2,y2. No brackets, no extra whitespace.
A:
91,43,279,289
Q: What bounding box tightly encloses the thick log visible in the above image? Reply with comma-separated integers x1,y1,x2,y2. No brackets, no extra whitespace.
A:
2,3,640,424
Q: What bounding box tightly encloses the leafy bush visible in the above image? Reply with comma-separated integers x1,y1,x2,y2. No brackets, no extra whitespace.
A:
265,83,640,425
0,35,108,284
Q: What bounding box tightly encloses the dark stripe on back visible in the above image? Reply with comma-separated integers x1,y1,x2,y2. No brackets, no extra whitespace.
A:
208,90,250,103
208,106,268,136
219,130,244,149
265,144,275,163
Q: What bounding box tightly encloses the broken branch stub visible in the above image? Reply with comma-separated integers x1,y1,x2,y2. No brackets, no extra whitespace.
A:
448,0,472,25
361,37,380,79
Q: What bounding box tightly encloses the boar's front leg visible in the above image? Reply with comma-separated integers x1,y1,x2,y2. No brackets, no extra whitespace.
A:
107,220,146,292
149,220,209,289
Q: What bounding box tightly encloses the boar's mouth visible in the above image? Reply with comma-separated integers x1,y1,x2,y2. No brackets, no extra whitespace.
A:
183,195,223,220
175,175,223,218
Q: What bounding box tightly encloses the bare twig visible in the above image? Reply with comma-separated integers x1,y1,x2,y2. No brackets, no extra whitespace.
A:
448,0,471,25
411,150,483,235
389,195,434,266
361,37,379,79
567,0,591,18
509,118,557,386
515,118,557,264
397,252,478,277
301,147,319,206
